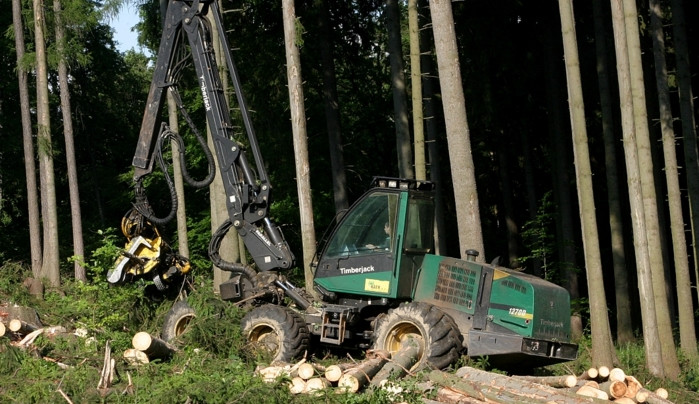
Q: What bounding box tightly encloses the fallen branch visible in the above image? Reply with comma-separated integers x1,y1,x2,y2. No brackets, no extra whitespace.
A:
97,341,115,390
18,328,44,347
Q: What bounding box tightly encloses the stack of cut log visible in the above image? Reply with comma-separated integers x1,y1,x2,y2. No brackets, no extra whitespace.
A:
256,355,675,404
255,349,394,395
572,366,671,403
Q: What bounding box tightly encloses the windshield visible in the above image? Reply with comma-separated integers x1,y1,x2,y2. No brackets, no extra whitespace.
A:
323,192,398,258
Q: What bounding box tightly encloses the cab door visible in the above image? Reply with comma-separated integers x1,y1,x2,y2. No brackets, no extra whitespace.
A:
314,190,402,298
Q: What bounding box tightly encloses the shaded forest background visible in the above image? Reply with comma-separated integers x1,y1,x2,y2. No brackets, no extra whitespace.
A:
1,0,698,342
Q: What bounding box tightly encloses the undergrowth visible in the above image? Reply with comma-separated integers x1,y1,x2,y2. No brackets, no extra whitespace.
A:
1,250,699,402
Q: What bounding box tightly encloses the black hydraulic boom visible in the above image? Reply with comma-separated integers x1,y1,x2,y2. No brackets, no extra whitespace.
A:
114,0,293,286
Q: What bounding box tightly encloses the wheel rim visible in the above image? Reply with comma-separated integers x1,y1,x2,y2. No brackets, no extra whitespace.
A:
248,324,281,355
174,314,195,337
382,321,425,360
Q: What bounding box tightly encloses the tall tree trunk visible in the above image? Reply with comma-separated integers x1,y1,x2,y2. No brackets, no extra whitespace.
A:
649,0,697,359
557,0,616,368
168,93,189,258
13,0,42,278
386,0,414,179
622,0,680,379
317,0,348,213
408,0,425,181
208,2,236,293
33,0,60,288
592,0,633,344
420,23,446,255
543,22,578,300
610,0,663,377
162,0,188,261
283,0,316,292
429,0,484,260
670,0,699,314
54,0,86,282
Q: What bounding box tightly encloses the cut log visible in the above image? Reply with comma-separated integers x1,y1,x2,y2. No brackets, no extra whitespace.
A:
337,354,389,392
654,388,668,399
635,388,672,404
613,397,636,404
288,377,306,394
258,366,288,382
599,380,627,399
576,385,609,400
435,387,490,404
9,319,38,335
304,377,331,393
324,363,355,383
434,370,606,404
579,367,599,380
609,367,627,382
132,332,175,359
624,375,642,398
295,362,317,380
123,348,150,366
597,366,610,379
0,322,5,337
513,374,578,388
371,337,420,386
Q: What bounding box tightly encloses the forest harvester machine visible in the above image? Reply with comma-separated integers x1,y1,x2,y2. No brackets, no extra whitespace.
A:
108,0,578,370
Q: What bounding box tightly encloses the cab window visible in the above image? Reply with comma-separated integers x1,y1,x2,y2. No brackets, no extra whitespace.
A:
324,192,398,257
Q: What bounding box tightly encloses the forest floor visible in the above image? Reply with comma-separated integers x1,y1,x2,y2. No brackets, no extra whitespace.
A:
0,268,698,403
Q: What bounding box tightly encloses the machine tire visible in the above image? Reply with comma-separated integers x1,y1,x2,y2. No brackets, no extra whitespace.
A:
241,304,310,363
161,300,197,343
373,302,462,370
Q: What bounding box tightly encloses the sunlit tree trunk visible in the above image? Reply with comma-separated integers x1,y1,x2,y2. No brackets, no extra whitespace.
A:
409,0,425,181
558,0,616,368
649,0,697,359
283,0,316,292
622,0,680,380
671,0,699,316
386,0,414,179
317,0,348,213
13,0,42,279
610,0,663,377
33,0,60,288
429,0,484,259
54,0,86,282
592,0,632,344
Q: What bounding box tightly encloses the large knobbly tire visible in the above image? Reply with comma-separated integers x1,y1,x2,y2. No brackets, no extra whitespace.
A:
241,304,310,363
161,300,196,343
373,302,462,370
